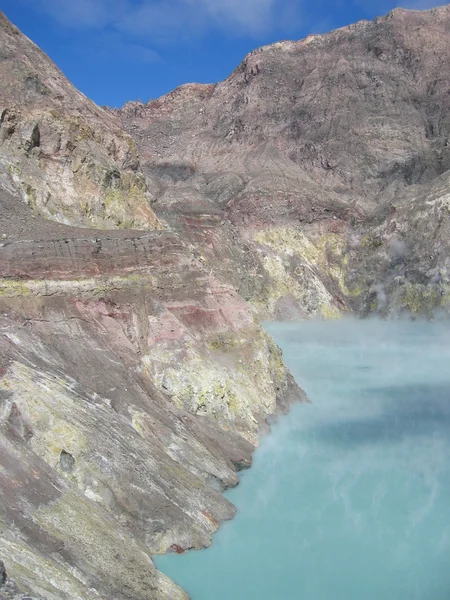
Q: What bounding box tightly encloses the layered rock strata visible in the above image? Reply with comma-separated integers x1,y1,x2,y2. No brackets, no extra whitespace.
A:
1,4,450,598
117,4,450,318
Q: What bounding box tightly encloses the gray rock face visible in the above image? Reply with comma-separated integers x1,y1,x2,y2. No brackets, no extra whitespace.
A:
0,560,42,600
0,4,450,599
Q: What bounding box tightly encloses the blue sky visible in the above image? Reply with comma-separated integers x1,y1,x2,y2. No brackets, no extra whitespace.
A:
0,0,444,107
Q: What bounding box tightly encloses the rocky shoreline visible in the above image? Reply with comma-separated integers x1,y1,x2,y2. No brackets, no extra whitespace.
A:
0,246,303,599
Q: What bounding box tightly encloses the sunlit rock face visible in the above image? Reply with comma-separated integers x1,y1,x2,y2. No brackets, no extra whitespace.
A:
0,226,300,598
0,13,161,230
117,4,450,319
0,4,450,599
0,13,301,595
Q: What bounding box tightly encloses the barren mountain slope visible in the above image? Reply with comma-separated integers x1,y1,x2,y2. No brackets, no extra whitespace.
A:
0,192,301,598
119,4,450,317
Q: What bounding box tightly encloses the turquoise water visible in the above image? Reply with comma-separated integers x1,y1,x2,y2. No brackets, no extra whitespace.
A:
155,320,450,600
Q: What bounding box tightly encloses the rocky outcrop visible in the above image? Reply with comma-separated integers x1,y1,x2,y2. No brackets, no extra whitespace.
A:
1,4,450,599
0,300,248,600
0,560,42,600
0,148,301,599
0,13,161,230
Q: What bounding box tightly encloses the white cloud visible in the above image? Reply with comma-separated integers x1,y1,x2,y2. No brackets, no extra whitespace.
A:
124,42,161,63
118,1,202,42
91,32,161,63
33,0,118,28
24,0,297,38
188,0,279,32
20,0,446,41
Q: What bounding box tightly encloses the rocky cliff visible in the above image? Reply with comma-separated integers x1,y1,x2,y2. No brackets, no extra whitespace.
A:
0,4,450,599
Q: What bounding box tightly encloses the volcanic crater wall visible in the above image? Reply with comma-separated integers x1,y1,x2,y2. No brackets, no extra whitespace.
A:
1,5,450,599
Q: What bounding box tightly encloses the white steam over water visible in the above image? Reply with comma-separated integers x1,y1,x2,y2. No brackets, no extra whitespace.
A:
155,319,450,599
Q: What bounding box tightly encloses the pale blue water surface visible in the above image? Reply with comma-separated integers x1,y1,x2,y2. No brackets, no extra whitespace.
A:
155,320,450,599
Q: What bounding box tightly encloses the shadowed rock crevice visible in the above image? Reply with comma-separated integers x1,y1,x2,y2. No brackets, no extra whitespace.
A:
59,450,75,473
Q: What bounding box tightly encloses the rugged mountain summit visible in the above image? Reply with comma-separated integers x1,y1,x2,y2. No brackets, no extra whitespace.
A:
118,4,450,318
0,5,450,599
